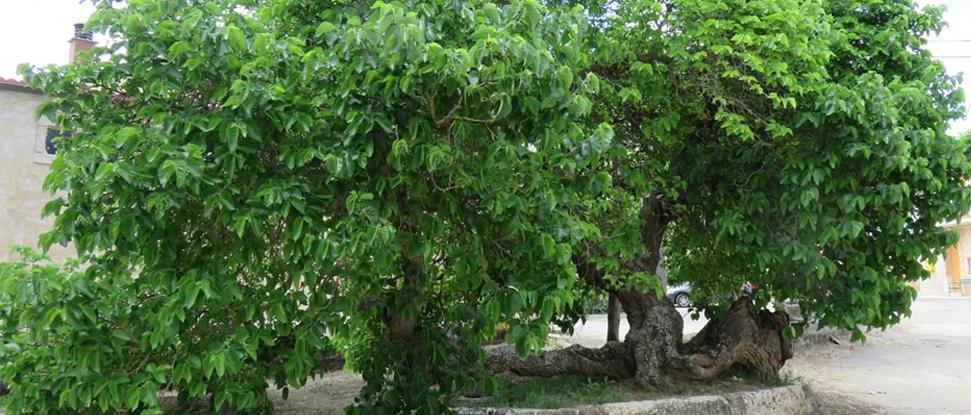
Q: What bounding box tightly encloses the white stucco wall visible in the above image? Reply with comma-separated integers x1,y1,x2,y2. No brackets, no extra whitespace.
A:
0,85,74,263
921,255,949,297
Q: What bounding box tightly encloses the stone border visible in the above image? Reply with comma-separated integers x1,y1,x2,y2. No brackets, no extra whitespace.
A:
454,385,811,415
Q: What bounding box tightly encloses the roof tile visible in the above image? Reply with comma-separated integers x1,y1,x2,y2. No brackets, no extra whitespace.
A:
0,77,27,87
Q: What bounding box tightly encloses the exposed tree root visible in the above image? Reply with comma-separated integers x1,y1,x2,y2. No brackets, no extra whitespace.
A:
485,297,792,386
486,341,634,380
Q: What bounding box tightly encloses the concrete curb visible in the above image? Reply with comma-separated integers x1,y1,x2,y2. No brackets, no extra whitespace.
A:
454,385,811,415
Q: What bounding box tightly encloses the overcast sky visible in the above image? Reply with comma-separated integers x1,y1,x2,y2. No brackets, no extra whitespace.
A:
0,0,98,78
0,0,968,134
918,0,971,135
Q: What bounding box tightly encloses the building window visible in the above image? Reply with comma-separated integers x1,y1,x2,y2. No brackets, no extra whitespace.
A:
44,128,71,155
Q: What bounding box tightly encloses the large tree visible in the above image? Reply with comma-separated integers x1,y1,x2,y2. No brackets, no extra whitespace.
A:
5,0,608,413
496,0,971,386
1,0,969,414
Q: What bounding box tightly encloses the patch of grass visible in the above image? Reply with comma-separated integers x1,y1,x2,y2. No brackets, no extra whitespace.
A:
783,370,814,393
456,367,798,409
460,375,629,409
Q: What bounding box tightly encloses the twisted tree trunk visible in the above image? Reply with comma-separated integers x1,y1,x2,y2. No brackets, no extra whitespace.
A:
487,296,792,385
486,341,633,380
606,293,621,342
485,193,793,385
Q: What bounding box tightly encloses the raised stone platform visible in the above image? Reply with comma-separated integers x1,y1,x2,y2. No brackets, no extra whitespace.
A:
454,385,811,415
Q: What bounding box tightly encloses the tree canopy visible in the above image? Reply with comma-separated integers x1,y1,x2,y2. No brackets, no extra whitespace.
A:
2,0,969,413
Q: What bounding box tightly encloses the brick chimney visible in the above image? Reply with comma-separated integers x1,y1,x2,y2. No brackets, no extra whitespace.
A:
68,23,95,63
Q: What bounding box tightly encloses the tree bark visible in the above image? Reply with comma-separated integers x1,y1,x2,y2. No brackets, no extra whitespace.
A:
606,293,621,342
678,301,793,380
486,342,634,380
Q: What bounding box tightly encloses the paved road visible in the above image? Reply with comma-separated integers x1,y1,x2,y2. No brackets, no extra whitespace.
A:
788,298,971,415
553,308,709,348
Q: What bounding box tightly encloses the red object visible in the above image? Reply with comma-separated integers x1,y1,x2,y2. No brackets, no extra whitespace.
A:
0,77,27,87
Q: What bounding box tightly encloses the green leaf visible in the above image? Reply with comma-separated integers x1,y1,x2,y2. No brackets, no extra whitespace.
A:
168,41,190,58
541,234,556,258
316,22,336,36
226,25,246,50
495,95,512,121
214,391,228,411
34,101,56,122
505,291,523,316
185,284,200,309
112,330,131,342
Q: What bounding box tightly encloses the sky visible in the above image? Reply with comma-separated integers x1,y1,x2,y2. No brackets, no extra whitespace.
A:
0,0,98,78
0,0,968,134
919,0,971,135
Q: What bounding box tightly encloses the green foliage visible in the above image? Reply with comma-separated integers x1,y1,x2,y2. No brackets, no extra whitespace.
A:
581,0,971,340
0,248,172,414
9,0,609,413
2,0,968,413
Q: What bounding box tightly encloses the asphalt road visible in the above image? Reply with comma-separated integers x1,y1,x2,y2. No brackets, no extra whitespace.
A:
553,307,709,348
788,298,971,415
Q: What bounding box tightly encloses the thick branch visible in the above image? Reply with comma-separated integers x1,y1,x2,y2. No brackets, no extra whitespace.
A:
587,52,674,76
607,293,621,342
485,342,634,380
636,52,674,65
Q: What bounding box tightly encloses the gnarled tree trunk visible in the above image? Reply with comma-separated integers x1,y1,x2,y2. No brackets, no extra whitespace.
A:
486,193,793,386
606,293,621,342
487,295,792,386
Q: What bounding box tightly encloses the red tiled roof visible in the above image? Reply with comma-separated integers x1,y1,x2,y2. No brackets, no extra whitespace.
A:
0,77,26,87
0,76,40,95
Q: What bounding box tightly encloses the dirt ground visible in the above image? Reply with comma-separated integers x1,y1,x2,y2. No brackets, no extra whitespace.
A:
10,299,959,414
269,371,363,415
263,364,882,415
270,299,971,414
785,298,971,415
263,332,878,414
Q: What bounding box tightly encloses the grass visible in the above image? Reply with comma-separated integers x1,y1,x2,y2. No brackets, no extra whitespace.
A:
461,375,628,409
455,365,800,409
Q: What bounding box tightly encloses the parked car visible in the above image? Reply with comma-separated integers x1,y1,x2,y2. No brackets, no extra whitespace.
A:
665,281,757,308
666,282,693,307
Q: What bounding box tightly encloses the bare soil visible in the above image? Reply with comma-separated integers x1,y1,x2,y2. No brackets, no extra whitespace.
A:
260,368,879,414
268,371,363,415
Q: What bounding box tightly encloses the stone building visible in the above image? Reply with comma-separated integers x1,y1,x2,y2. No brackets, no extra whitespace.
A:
919,215,971,297
0,25,94,263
